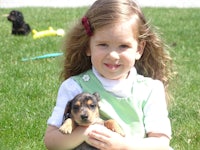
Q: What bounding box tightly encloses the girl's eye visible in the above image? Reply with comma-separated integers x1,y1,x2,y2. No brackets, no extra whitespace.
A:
120,45,129,49
98,43,108,47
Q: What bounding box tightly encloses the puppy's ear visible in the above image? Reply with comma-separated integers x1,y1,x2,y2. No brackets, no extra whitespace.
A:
63,100,72,119
93,92,100,102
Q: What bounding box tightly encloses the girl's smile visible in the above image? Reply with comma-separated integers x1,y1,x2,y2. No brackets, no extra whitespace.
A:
87,16,145,80
104,63,121,71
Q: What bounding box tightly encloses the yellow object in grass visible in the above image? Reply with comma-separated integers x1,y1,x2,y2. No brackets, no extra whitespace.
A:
32,27,65,39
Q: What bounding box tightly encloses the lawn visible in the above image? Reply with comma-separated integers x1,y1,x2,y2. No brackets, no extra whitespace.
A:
0,7,199,150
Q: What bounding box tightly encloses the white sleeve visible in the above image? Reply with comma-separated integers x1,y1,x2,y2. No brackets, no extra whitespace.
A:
143,80,172,139
47,78,83,127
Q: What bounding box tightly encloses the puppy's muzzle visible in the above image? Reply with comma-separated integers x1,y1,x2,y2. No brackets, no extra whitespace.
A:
81,114,88,121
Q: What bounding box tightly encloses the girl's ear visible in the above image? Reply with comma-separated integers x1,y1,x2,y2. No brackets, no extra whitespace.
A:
86,48,91,56
136,40,146,60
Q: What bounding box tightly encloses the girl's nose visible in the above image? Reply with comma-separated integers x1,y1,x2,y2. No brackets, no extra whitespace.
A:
107,50,120,60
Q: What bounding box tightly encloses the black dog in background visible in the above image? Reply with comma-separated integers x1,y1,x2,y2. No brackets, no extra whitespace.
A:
7,10,31,35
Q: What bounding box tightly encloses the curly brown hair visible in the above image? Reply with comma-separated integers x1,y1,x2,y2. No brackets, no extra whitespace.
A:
61,0,174,104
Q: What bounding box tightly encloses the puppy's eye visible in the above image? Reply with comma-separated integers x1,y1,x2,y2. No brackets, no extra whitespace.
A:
73,105,80,110
89,104,96,109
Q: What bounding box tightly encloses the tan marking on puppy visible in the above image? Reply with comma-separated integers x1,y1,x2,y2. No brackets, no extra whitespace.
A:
59,92,125,137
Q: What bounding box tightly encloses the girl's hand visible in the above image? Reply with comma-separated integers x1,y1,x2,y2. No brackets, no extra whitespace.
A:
86,124,126,150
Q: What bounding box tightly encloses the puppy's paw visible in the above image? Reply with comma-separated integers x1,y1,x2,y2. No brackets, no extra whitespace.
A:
59,119,73,134
104,119,125,137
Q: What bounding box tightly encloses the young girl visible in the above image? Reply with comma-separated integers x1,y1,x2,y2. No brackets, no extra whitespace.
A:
44,0,174,149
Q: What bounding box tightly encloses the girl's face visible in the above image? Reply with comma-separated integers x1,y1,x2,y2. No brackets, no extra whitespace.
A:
87,17,145,80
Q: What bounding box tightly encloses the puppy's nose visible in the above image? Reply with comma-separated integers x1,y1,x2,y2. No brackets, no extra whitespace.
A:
81,114,88,121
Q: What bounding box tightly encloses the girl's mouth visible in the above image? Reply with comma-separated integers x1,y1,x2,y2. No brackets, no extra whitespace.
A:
104,63,121,70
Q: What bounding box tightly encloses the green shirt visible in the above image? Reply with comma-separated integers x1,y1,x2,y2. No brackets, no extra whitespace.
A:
72,69,154,138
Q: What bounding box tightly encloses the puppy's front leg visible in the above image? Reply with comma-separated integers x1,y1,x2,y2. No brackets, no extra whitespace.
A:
59,118,75,134
104,120,125,137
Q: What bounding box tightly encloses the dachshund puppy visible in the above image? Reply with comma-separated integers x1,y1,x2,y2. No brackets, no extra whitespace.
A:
59,92,124,150
7,10,31,35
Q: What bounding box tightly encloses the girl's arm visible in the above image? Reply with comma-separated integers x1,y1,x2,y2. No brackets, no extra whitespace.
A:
44,79,85,149
126,132,170,150
44,125,87,150
87,124,170,150
126,137,170,150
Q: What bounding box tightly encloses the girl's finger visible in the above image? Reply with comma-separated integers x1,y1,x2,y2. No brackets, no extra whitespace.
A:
89,137,108,150
90,126,112,138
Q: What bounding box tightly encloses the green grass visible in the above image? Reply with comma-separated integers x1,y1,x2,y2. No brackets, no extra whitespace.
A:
0,7,199,150
143,8,200,150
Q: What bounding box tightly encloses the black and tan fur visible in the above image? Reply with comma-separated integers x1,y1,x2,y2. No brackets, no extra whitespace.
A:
59,92,124,150
7,10,31,35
